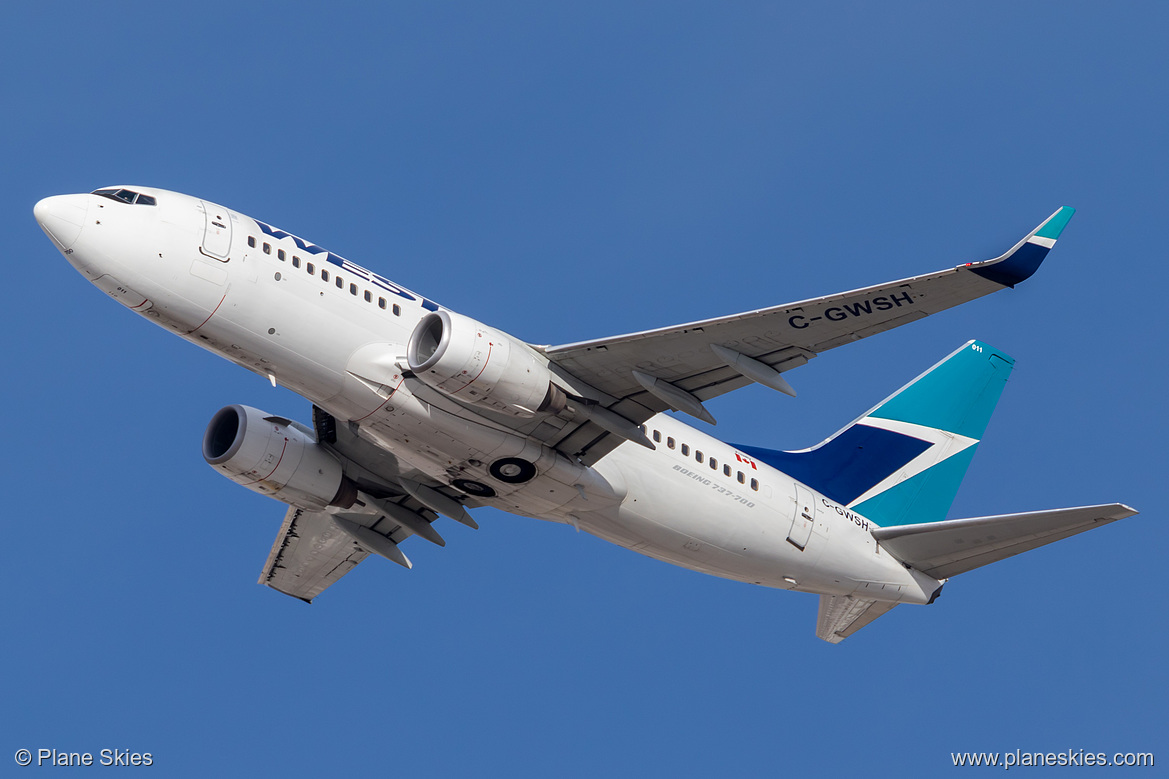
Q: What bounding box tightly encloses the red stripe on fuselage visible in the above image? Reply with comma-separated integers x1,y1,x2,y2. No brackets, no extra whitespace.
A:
185,291,228,336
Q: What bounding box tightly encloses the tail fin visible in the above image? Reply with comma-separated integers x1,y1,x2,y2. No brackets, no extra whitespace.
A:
736,340,1014,527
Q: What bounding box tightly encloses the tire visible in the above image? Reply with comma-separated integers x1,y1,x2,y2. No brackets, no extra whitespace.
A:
489,457,538,484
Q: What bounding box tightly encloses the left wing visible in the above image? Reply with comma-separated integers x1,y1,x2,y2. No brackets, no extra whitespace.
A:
542,209,1073,464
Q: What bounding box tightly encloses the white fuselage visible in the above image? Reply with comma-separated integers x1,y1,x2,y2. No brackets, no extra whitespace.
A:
38,187,941,605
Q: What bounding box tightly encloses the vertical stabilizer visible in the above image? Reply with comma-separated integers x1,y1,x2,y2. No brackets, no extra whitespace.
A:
736,341,1014,527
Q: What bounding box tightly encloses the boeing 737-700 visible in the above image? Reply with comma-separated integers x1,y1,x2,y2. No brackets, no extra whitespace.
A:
33,187,1137,642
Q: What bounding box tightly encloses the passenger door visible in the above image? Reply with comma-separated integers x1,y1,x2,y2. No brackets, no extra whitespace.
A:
199,200,232,260
789,484,815,550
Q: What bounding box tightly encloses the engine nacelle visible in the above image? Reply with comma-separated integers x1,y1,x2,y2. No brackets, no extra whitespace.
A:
406,310,566,418
202,405,356,509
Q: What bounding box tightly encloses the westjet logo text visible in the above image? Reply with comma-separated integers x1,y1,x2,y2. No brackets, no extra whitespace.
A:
255,220,439,311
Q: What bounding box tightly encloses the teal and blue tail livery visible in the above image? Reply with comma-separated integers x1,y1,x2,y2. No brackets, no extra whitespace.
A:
736,341,1013,527
967,206,1074,288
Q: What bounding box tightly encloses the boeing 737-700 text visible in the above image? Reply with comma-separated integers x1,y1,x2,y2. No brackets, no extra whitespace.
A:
34,187,1137,642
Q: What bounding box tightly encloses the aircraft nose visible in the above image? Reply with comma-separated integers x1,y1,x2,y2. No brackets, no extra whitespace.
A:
34,194,89,251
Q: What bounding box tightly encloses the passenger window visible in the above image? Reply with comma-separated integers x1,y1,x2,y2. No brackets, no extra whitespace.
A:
277,249,285,261
378,298,386,309
364,290,372,302
292,256,300,268
737,471,745,484
723,464,731,477
695,451,703,464
247,236,256,248
652,430,661,443
709,458,717,470
667,437,675,450
263,243,271,254
681,444,690,456
307,263,315,275
321,270,329,282
750,478,759,491
350,283,358,295
336,276,344,288
393,304,401,316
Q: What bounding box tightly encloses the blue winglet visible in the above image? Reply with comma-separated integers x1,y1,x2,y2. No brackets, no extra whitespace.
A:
969,207,1074,288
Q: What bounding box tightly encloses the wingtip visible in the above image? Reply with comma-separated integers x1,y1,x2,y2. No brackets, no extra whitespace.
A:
1034,206,1075,241
967,208,1074,288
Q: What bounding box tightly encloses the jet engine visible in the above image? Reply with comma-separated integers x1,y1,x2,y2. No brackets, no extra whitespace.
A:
406,310,566,418
202,404,357,509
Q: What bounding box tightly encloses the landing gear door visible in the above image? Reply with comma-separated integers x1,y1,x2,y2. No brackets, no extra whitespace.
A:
200,200,232,261
789,484,815,550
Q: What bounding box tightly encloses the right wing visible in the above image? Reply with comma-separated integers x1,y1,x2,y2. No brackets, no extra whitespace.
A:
258,406,473,603
258,496,447,602
259,507,370,602
816,595,898,644
871,503,1139,580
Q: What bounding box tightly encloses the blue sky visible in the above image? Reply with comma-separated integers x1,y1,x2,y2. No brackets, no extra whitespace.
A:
3,3,1165,775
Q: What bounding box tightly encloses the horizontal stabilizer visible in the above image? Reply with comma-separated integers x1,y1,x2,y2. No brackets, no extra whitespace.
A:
872,503,1138,579
816,595,899,644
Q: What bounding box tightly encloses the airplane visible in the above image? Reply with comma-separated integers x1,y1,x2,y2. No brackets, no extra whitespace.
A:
33,186,1137,642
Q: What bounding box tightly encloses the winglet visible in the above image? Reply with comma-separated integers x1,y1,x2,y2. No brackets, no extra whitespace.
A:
967,206,1075,288
1034,206,1075,241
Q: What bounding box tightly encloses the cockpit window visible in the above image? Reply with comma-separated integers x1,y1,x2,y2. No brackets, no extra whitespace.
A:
91,188,156,206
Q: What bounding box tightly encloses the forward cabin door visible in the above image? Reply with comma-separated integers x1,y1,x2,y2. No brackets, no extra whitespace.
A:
199,200,233,260
789,484,815,550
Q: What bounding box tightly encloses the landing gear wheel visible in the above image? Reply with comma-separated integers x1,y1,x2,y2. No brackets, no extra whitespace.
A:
453,479,496,498
489,457,538,484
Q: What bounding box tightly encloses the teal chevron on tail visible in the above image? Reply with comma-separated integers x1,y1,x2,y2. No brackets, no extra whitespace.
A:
735,340,1014,527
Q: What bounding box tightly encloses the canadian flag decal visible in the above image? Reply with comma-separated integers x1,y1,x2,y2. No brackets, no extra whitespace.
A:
735,453,757,470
